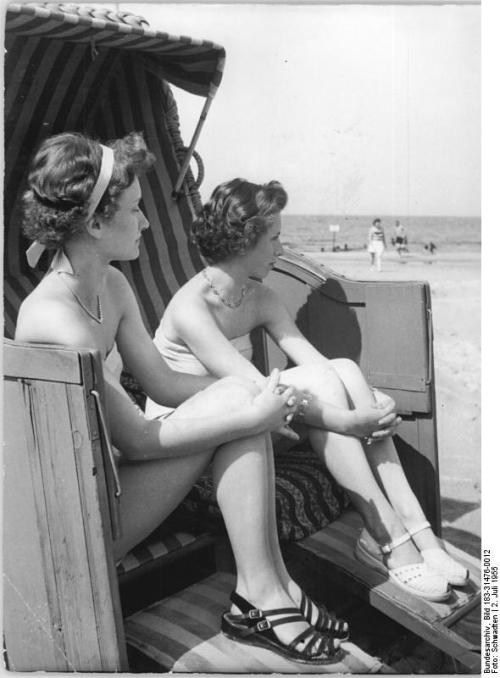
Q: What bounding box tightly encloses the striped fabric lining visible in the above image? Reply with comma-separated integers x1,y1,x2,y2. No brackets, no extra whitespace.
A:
125,571,383,673
6,4,225,98
117,531,210,577
4,6,207,335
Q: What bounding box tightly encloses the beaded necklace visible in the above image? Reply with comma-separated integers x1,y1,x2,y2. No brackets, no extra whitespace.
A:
202,269,249,309
58,274,103,324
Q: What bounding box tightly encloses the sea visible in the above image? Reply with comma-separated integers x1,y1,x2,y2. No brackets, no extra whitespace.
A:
281,215,481,253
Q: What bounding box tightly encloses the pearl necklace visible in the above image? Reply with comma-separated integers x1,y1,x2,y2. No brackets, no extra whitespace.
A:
202,269,249,309
58,274,103,324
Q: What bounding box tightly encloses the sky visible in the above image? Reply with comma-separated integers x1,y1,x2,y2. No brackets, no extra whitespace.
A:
121,2,480,217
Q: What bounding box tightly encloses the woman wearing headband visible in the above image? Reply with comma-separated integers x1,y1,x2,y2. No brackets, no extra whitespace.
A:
15,132,341,664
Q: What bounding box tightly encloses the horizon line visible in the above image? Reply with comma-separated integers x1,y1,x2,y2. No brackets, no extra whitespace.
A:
284,213,481,219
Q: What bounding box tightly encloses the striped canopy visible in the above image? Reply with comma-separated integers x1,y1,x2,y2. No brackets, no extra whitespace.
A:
4,3,226,338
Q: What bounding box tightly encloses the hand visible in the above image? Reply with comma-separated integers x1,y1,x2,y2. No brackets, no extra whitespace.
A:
368,389,401,440
348,399,401,439
251,369,299,441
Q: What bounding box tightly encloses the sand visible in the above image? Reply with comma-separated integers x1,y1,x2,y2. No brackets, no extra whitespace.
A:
305,249,481,555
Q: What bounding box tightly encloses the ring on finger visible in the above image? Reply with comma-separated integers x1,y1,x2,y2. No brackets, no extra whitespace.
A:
285,412,294,424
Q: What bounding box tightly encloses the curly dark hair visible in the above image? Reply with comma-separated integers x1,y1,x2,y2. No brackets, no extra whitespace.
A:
22,131,155,249
192,178,288,264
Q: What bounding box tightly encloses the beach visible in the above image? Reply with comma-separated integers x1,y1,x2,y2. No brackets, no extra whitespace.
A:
306,248,481,557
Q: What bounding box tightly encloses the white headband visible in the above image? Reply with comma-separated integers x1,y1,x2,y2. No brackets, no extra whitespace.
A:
26,143,115,268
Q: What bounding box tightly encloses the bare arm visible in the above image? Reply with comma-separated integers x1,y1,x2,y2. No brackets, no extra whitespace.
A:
106,368,294,461
170,294,264,383
260,287,399,437
113,271,216,407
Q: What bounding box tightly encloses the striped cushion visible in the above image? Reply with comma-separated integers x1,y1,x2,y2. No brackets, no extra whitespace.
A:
124,571,383,673
117,530,213,578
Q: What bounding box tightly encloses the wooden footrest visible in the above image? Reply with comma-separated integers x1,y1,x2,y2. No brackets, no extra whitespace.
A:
293,510,481,673
124,571,386,673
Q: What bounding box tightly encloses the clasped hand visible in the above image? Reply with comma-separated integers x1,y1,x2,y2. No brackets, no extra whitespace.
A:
351,389,401,441
251,369,299,440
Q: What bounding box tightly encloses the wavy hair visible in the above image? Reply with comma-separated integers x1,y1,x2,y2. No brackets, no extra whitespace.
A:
22,131,155,249
192,178,288,264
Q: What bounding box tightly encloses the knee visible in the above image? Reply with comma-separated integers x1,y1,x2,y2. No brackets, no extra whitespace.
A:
295,363,346,400
330,358,361,378
210,375,259,408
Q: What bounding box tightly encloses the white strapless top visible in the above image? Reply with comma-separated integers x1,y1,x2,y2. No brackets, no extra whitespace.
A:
104,343,123,380
145,332,253,420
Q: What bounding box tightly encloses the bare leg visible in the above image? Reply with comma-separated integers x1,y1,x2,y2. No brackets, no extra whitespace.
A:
330,359,441,552
117,378,328,653
331,359,468,585
279,363,422,569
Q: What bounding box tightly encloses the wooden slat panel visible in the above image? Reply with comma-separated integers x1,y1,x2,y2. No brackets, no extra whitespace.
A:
67,381,128,669
3,346,127,671
3,381,65,671
29,380,103,668
4,341,83,383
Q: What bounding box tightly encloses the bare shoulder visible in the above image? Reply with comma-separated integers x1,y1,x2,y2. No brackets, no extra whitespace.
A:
168,274,207,316
15,281,93,346
252,280,281,308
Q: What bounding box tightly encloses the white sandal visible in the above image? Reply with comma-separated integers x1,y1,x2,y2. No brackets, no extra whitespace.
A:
354,528,451,602
407,521,469,587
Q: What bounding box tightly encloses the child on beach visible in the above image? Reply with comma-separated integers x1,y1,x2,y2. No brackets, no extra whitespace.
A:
147,178,469,602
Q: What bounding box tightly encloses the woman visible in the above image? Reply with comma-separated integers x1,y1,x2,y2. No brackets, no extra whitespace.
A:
367,218,386,271
147,178,468,602
15,135,341,664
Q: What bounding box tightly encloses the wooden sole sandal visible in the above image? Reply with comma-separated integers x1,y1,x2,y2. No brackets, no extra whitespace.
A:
221,590,340,665
300,591,350,640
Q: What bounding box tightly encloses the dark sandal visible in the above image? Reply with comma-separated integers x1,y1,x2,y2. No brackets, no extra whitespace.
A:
221,590,340,665
300,591,350,640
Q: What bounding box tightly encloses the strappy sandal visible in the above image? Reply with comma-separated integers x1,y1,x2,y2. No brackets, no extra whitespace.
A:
221,590,340,665
299,591,350,640
354,528,451,602
407,521,469,587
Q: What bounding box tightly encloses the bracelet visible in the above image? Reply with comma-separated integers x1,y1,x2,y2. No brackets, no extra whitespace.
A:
295,396,311,421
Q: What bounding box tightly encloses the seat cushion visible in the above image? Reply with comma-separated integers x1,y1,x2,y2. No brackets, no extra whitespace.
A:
117,530,214,579
124,571,383,673
180,445,350,542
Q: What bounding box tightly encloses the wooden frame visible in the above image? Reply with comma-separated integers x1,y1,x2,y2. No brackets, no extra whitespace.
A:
3,340,128,672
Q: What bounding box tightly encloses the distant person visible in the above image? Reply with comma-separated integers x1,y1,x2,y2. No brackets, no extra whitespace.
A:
394,220,408,256
424,242,436,255
367,218,386,271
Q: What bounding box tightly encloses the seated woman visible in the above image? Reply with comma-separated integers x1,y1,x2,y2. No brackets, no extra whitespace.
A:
147,178,468,602
15,135,342,665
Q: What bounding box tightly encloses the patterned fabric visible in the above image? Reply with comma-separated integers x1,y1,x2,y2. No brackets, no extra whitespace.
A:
124,571,383,673
178,446,350,542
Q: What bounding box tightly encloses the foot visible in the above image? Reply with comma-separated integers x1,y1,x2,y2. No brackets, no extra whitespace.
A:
405,521,469,586
286,580,349,640
225,589,339,664
355,528,450,602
